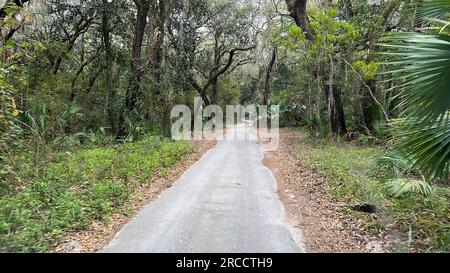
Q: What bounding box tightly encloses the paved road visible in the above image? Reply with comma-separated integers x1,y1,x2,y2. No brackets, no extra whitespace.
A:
102,124,303,253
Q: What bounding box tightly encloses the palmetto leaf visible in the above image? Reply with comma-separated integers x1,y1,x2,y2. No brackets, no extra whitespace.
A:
420,0,450,20
387,178,433,197
391,116,450,180
375,150,415,177
20,103,46,140
381,33,450,121
380,1,450,180
20,111,38,134
58,105,82,129
59,105,81,124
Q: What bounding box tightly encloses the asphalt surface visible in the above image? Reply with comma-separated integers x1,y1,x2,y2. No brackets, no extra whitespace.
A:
101,124,303,253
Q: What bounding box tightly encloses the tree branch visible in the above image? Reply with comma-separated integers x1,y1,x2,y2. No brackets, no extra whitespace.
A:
201,45,256,98
325,48,390,122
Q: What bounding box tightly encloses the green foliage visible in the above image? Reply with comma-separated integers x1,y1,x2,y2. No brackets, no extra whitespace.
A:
0,136,190,252
85,127,115,146
354,61,380,80
0,38,34,192
375,150,415,178
372,121,390,140
382,1,450,181
20,102,82,144
420,0,450,20
298,131,449,252
387,179,433,197
309,7,360,51
382,32,450,120
272,25,306,51
273,7,360,53
390,117,450,180
303,137,383,202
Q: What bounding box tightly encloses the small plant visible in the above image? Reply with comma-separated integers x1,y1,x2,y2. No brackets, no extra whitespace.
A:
20,103,82,144
54,133,87,147
375,150,415,178
372,121,390,140
86,127,115,146
356,134,378,145
126,121,146,142
386,178,433,198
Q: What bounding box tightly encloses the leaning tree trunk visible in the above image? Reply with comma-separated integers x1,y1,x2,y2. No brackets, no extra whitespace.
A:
263,47,277,105
284,0,314,41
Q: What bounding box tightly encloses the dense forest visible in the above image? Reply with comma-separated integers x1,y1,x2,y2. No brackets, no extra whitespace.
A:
0,0,449,253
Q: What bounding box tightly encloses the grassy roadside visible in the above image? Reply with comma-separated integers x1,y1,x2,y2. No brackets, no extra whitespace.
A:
0,136,192,252
292,129,450,252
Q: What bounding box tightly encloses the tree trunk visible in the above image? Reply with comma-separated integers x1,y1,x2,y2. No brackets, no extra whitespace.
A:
86,66,105,94
211,29,222,105
154,0,166,97
263,47,277,105
284,0,314,42
361,79,378,130
126,2,149,111
156,0,172,133
324,83,347,135
69,53,101,102
117,0,150,137
325,54,347,136
332,86,347,135
102,0,116,133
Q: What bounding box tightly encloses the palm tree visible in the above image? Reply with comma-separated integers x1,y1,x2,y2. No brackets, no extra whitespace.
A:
382,0,450,181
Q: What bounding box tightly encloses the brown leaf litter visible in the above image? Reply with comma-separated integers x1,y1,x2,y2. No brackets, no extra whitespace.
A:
262,129,399,253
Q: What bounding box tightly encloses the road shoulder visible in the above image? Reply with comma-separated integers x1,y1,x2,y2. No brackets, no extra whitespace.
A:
262,129,383,253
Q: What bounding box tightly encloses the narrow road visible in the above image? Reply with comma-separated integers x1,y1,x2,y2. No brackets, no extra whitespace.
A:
102,124,303,253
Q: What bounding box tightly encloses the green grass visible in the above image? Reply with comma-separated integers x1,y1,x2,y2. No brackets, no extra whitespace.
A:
0,136,190,252
298,135,450,253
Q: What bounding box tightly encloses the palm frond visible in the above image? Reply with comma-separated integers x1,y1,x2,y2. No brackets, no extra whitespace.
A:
20,111,38,134
380,1,450,181
391,116,450,180
28,102,47,136
381,33,450,121
53,132,87,146
375,150,415,177
420,0,450,20
59,105,81,124
387,178,433,197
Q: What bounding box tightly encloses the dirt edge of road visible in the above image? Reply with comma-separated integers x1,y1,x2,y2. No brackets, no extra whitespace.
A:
52,140,217,253
262,129,385,253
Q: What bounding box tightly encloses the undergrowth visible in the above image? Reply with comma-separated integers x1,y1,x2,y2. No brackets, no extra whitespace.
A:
0,136,190,252
299,134,450,253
